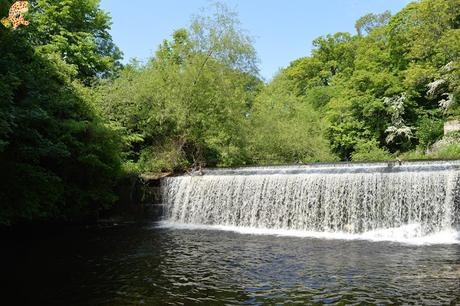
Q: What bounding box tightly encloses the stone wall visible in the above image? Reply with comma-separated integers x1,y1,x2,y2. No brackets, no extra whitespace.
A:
105,174,167,222
444,120,460,135
140,177,164,220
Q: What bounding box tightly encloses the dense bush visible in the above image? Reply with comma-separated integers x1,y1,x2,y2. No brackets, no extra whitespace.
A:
351,140,392,162
247,75,336,164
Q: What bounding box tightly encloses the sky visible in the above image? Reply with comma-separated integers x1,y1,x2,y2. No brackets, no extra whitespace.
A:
100,0,413,81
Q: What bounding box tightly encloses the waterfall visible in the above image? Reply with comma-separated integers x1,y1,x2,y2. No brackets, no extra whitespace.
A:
160,161,460,243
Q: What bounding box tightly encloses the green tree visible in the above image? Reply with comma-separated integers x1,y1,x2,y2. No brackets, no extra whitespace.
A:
28,0,123,84
248,74,336,163
0,0,122,225
355,11,391,36
97,3,261,172
285,0,459,160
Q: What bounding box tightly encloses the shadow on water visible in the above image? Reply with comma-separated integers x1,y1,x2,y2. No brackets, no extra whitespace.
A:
2,222,460,305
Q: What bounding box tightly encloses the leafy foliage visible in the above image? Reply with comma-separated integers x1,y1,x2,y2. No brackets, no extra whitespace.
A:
2,0,460,225
284,0,460,160
247,74,335,164
98,0,460,172
28,0,123,84
351,139,392,162
97,4,262,172
0,0,121,225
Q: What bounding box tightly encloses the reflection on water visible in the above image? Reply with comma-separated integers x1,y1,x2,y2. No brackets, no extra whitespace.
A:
3,223,460,305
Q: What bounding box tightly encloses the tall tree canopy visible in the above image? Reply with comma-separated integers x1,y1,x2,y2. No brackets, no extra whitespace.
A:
28,0,122,83
98,0,460,171
97,4,262,172
285,0,460,160
0,0,121,225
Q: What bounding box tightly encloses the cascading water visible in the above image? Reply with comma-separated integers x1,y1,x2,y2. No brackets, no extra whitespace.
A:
160,161,460,244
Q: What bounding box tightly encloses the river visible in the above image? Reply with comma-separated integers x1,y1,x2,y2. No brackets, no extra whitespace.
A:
3,222,459,305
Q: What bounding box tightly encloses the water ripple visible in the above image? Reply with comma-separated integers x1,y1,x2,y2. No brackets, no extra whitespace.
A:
3,224,460,305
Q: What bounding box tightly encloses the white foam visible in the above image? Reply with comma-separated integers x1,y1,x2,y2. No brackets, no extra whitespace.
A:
156,221,460,245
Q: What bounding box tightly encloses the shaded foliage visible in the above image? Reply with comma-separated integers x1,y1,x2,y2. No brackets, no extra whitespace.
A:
0,0,121,225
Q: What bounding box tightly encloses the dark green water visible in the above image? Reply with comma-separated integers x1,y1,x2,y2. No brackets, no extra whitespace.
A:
3,223,460,305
